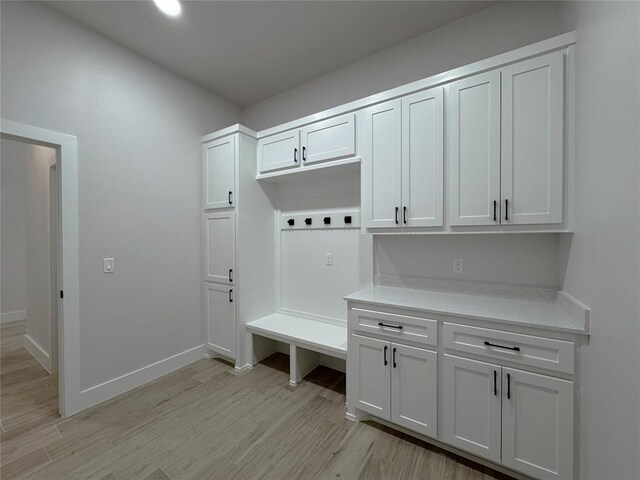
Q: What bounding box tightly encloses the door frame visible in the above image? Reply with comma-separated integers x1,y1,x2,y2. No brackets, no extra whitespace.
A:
1,119,80,417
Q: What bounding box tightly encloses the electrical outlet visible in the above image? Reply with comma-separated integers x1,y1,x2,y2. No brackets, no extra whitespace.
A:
326,253,333,266
453,258,463,274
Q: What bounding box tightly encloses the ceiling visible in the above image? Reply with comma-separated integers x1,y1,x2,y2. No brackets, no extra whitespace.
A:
49,1,496,107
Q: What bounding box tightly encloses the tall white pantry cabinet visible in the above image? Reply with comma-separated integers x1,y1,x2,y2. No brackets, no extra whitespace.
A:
202,125,275,366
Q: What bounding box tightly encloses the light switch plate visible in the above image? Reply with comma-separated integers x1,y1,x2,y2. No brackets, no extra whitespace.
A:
104,257,115,273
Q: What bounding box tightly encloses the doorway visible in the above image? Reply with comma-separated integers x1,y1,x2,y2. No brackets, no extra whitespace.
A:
1,137,60,423
1,119,80,417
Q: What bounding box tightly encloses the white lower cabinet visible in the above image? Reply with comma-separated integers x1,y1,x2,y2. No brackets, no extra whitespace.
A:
391,343,438,437
443,354,574,480
205,283,236,359
443,354,502,462
501,367,574,480
352,334,438,438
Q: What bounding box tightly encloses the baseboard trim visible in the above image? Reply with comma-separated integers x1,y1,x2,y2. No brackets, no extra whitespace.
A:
2,310,27,323
234,363,253,373
78,344,206,411
23,334,52,373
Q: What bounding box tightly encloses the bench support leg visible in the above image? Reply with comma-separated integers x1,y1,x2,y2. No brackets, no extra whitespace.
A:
289,345,319,386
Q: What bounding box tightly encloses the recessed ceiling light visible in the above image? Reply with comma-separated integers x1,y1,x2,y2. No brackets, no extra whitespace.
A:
153,0,182,18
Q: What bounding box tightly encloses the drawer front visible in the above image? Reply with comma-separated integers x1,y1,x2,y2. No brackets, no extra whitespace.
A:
351,308,437,346
443,323,574,374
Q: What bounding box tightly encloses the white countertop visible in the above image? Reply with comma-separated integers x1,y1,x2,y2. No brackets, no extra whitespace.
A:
345,285,589,335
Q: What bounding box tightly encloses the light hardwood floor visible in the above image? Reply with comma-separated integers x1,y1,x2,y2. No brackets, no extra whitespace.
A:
1,321,511,480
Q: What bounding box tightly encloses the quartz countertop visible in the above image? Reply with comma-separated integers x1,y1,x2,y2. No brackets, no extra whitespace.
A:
345,285,589,335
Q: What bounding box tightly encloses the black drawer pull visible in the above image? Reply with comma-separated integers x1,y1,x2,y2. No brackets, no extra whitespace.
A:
505,199,509,221
393,347,397,368
294,148,298,163
484,341,520,352
493,200,497,221
228,191,233,204
228,269,233,282
229,289,233,303
395,207,399,225
507,373,511,399
383,345,388,366
493,370,497,396
403,206,407,224
378,322,403,330
302,146,306,161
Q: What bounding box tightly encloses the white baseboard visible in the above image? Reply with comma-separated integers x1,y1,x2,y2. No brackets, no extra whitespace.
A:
78,344,206,411
2,310,27,323
234,363,253,373
24,334,52,373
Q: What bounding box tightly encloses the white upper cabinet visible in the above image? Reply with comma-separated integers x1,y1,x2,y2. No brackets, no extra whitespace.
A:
501,51,565,225
258,129,300,173
204,211,235,285
391,343,438,438
443,354,502,462
205,282,236,359
448,71,502,226
300,113,356,165
401,87,444,227
364,99,402,228
203,136,236,210
501,368,574,480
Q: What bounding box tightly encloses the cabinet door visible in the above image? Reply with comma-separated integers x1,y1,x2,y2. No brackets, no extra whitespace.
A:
351,334,391,419
502,367,574,480
204,211,235,284
391,343,437,438
448,71,501,226
364,99,402,228
203,135,236,210
401,87,444,227
300,113,355,165
205,283,236,359
257,130,300,173
443,354,502,462
501,51,564,225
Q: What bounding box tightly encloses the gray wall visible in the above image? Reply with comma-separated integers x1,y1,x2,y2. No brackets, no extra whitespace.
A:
561,2,640,479
242,1,575,131
1,139,27,319
1,1,241,390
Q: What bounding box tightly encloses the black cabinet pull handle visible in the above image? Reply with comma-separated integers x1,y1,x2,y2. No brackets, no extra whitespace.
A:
507,373,511,399
395,207,399,224
302,146,306,161
228,191,233,205
403,206,407,224
393,347,397,368
229,289,233,303
493,200,497,221
505,199,509,221
384,345,388,366
294,148,298,163
378,322,403,330
493,370,497,396
484,341,520,352
228,269,233,282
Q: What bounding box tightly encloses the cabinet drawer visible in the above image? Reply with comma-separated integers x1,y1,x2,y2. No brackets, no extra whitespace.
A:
351,308,437,346
443,323,574,374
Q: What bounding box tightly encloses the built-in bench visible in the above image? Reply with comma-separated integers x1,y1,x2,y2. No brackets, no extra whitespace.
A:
246,312,347,386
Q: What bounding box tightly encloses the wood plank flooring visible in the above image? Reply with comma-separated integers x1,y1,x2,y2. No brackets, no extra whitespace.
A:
1,321,512,480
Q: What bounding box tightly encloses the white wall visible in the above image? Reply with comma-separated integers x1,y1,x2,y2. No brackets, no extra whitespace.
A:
375,234,560,287
1,2,241,391
560,2,640,479
242,1,575,130
24,143,56,359
1,139,27,320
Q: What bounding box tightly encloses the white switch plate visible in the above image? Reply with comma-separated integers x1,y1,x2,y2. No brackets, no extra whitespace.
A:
103,257,115,273
326,253,333,266
453,258,463,274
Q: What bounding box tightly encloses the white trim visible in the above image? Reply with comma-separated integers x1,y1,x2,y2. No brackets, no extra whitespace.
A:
234,363,253,373
1,119,80,416
1,310,27,323
78,344,206,411
24,334,52,373
255,32,576,139
201,124,257,143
